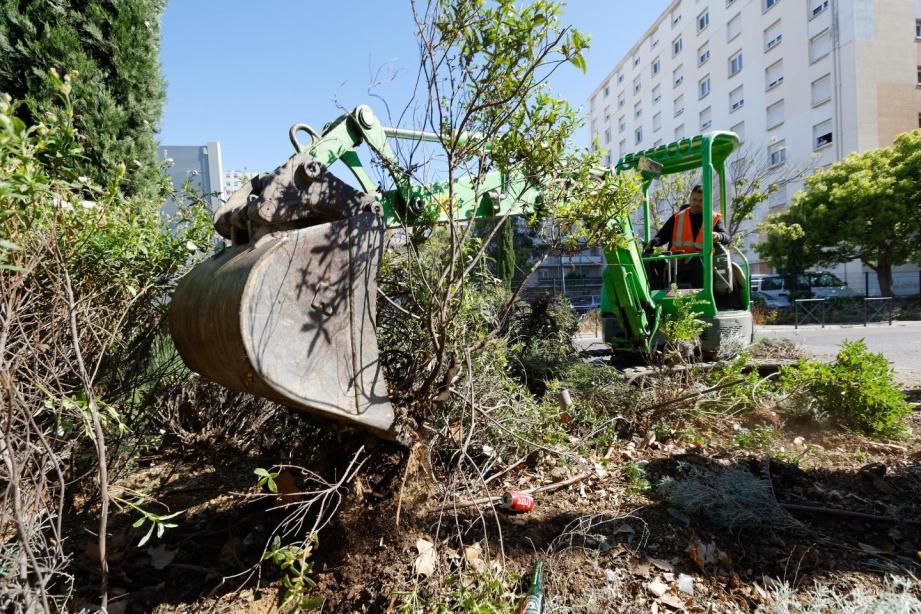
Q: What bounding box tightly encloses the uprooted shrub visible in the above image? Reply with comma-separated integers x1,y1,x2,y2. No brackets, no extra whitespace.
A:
779,340,912,438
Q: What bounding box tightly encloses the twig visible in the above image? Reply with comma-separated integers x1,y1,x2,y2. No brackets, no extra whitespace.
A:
439,471,592,511
644,379,744,413
62,262,110,611
781,503,921,526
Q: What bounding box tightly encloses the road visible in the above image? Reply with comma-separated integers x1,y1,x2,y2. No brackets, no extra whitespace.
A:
756,321,921,387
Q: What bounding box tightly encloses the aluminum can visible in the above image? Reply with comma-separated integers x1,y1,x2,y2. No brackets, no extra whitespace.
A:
501,490,535,513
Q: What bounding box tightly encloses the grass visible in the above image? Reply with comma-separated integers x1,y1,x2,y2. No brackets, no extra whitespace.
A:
733,425,776,450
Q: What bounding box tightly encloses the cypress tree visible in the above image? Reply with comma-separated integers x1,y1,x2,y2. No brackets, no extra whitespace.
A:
0,0,167,196
496,217,516,287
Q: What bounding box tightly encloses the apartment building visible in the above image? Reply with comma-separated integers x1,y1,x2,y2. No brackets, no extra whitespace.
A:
157,142,224,214
223,169,261,201
589,0,921,285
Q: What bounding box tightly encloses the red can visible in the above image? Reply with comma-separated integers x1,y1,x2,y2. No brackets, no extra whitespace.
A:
501,490,535,513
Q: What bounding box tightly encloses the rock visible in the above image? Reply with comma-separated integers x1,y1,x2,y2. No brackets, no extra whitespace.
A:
677,573,694,595
793,436,805,447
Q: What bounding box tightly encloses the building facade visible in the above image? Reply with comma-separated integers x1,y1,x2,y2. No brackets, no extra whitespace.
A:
223,169,261,201
589,0,921,289
157,142,224,213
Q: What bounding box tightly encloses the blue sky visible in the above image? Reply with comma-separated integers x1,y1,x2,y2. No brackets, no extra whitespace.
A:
159,1,671,172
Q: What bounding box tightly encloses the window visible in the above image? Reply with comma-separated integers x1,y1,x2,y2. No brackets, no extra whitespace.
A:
918,65,921,86
811,0,829,18
697,11,709,32
618,116,626,133
811,74,831,106
604,153,611,166
729,50,743,76
917,19,921,39
918,113,921,129
727,0,737,6
727,13,742,41
674,94,685,116
652,84,662,104
766,60,784,89
617,73,624,84
766,100,784,129
618,92,625,108
699,106,712,130
619,138,627,154
633,55,641,67
768,140,786,167
673,65,684,87
673,36,683,56
731,121,745,142
651,57,661,76
633,76,641,94
653,111,662,132
729,86,744,112
634,101,642,119
698,43,710,66
763,0,780,11
604,105,611,121
671,11,682,28
764,20,782,50
635,127,643,145
650,36,659,50
698,75,711,98
604,85,610,97
653,139,663,147
674,124,685,139
809,29,832,63
813,119,833,149
604,128,611,144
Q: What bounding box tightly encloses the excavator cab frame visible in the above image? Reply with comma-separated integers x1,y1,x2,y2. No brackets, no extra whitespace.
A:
600,132,753,355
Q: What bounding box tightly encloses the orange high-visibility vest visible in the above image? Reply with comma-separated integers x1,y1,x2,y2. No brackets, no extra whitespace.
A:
670,209,721,254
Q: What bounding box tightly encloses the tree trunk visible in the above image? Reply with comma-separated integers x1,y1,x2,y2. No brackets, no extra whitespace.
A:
874,262,894,297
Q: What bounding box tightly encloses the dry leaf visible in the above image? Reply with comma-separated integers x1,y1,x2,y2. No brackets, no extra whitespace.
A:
647,579,669,597
649,557,674,573
414,539,437,577
464,543,487,573
274,470,300,505
629,557,651,578
660,593,686,610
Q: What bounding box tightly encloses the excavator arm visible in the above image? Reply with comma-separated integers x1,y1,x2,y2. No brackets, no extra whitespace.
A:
169,105,656,439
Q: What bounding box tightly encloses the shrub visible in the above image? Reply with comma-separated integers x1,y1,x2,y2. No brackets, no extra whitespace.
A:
780,340,911,438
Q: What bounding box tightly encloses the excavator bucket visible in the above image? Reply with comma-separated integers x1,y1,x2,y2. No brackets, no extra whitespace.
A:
169,149,396,438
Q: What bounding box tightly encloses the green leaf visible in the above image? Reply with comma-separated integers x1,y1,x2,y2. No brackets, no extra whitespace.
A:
138,524,155,547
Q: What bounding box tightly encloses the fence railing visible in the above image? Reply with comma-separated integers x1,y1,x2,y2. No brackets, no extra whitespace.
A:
793,299,826,329
793,297,894,328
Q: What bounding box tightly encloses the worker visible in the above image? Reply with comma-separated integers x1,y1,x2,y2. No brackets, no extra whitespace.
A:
644,184,731,287
648,184,731,253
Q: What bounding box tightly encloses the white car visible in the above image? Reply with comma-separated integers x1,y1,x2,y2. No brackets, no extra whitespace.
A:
749,271,859,304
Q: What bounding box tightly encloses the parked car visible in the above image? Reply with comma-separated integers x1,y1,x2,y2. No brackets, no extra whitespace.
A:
804,272,861,299
750,290,791,309
749,271,859,305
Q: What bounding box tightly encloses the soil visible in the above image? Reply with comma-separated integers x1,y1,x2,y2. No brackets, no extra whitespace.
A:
68,391,921,613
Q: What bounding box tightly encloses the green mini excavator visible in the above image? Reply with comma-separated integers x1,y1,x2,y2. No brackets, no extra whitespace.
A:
169,105,752,440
